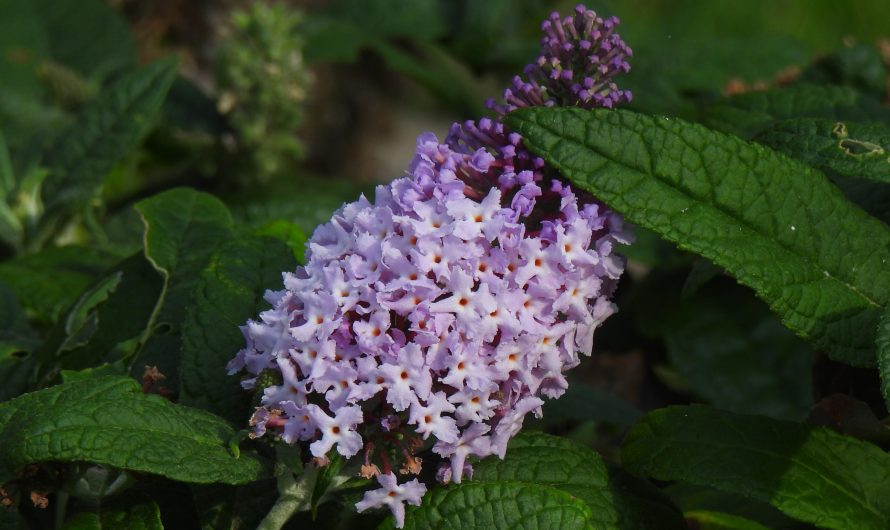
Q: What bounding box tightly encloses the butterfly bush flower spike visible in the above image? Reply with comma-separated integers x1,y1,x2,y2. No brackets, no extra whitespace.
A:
228,4,632,528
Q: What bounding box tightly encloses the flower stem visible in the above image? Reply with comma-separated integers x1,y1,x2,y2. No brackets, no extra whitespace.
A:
256,468,317,530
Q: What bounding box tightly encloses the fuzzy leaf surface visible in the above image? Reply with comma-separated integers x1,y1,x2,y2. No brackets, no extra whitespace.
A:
0,377,265,485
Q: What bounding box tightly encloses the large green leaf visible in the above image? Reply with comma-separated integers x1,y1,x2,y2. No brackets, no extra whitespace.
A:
622,405,890,530
61,496,162,530
39,59,177,222
755,118,890,184
387,433,683,530
179,236,295,424
506,107,890,365
0,376,266,485
702,84,890,139
131,188,234,387
0,245,117,324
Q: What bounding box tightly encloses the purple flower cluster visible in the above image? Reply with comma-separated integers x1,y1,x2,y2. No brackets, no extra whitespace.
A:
228,4,633,528
489,4,633,115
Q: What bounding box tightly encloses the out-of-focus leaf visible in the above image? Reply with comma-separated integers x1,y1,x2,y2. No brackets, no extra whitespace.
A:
623,405,890,530
253,220,307,262
229,174,366,236
799,44,888,99
40,59,178,224
702,84,890,139
58,272,123,353
829,174,890,225
179,236,295,424
626,34,810,119
304,0,447,63
683,510,771,530
537,380,642,426
0,284,38,402
0,377,266,485
507,107,890,366
371,40,484,116
0,245,117,324
46,254,163,378
665,483,796,530
61,496,162,530
31,0,136,81
656,288,813,420
192,480,278,530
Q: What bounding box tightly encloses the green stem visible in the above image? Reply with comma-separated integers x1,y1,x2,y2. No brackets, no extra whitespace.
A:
256,469,316,530
53,491,69,530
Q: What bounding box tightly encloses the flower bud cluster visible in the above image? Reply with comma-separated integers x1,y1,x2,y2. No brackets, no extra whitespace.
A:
489,4,633,114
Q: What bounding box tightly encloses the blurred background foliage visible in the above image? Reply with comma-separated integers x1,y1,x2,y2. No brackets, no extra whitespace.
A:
0,0,888,527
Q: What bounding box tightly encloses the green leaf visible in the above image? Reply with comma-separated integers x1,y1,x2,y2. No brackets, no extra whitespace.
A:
311,453,346,518
179,236,295,424
387,482,598,530
0,283,37,401
0,506,23,530
0,376,266,485
625,34,811,119
0,245,117,324
683,510,771,530
0,283,38,358
656,288,813,420
192,481,278,530
830,174,890,226
228,174,369,236
536,381,643,427
60,362,126,383
755,118,890,184
799,44,889,100
471,433,684,530
877,306,890,411
47,254,163,377
304,0,447,63
58,271,123,353
0,130,13,199
31,0,136,81
622,405,890,530
132,188,234,386
506,107,890,366
665,483,796,529
702,84,890,139
61,496,162,530
389,433,683,530
40,59,178,219
253,220,307,262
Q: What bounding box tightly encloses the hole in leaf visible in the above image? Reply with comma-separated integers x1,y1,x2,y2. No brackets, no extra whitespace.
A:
838,138,885,157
